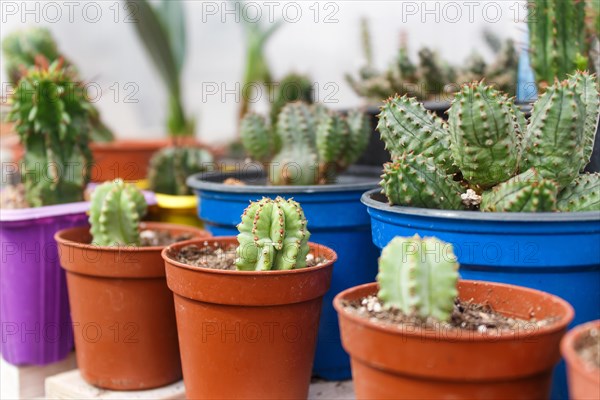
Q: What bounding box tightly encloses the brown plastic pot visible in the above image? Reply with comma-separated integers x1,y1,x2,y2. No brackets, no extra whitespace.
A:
334,281,574,400
55,222,210,390
89,139,170,182
162,237,337,399
561,320,600,400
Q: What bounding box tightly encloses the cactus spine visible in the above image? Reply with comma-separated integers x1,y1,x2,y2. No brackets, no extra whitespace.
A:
7,61,94,207
377,235,459,321
148,146,214,195
528,0,588,87
377,71,600,213
240,102,370,185
235,197,310,271
89,179,148,246
557,173,600,211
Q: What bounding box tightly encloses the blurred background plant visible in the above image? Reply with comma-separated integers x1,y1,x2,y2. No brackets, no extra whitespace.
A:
346,19,519,103
2,27,114,142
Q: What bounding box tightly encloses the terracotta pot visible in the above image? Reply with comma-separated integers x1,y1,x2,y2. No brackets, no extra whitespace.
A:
55,222,210,390
89,140,170,182
162,237,337,399
334,281,574,400
561,320,600,400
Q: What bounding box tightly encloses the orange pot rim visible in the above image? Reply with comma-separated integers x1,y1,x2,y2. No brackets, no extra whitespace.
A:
334,281,574,342
54,221,210,254
561,320,600,383
161,236,338,277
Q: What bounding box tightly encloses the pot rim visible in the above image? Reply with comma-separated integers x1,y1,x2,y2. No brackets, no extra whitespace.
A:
186,165,380,194
334,281,574,342
362,189,600,222
561,320,600,382
54,221,210,253
161,236,338,276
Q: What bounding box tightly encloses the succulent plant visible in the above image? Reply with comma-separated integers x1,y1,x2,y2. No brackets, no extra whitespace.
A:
235,197,310,271
7,61,94,207
2,27,114,142
240,102,370,185
89,179,148,246
528,0,589,88
270,73,314,123
148,146,214,195
377,235,459,321
557,173,600,211
378,71,600,212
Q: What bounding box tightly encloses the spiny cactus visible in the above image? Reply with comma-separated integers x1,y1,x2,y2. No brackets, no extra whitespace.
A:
377,235,459,321
528,0,588,88
235,197,310,271
378,71,600,212
270,73,314,123
2,28,113,142
480,168,559,212
557,173,600,211
148,146,214,195
7,61,93,207
448,82,522,189
380,154,464,210
240,102,370,185
89,179,148,246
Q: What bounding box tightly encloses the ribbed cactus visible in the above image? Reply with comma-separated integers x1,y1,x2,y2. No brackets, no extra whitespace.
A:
2,28,113,142
270,73,314,123
528,0,588,87
240,102,370,185
235,197,310,271
448,82,522,189
89,179,148,246
557,173,600,211
148,146,214,195
377,235,459,321
378,71,600,213
7,61,93,207
480,169,559,212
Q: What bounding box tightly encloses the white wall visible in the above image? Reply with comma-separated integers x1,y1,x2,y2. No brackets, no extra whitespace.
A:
0,1,526,145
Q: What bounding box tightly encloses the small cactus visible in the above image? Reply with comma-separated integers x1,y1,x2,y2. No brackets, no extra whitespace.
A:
235,197,310,271
89,179,148,246
270,73,314,123
148,146,214,195
377,235,459,321
557,173,600,211
7,61,94,207
240,102,370,185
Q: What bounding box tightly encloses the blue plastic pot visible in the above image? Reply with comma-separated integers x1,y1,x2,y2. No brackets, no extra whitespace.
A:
187,166,380,380
362,189,600,399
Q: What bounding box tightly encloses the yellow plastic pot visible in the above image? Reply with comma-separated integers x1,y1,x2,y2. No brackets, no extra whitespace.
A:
147,193,202,228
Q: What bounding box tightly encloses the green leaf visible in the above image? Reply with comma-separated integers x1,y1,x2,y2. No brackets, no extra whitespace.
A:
156,0,187,74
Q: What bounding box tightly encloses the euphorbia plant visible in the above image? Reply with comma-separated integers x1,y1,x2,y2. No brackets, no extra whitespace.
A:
235,197,310,270
378,71,600,212
7,60,94,206
377,235,458,321
240,102,370,185
89,179,148,246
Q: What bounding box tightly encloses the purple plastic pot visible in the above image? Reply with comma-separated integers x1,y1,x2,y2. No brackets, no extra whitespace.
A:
1,202,90,365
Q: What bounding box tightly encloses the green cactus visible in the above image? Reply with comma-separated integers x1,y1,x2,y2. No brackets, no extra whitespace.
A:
377,95,455,174
521,77,589,188
418,48,454,96
448,82,521,189
377,72,599,213
480,169,559,212
7,61,94,207
148,146,214,195
377,235,459,321
380,154,464,210
89,179,148,246
528,0,588,87
240,102,370,185
2,28,114,143
235,197,310,271
270,73,314,123
557,173,600,211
